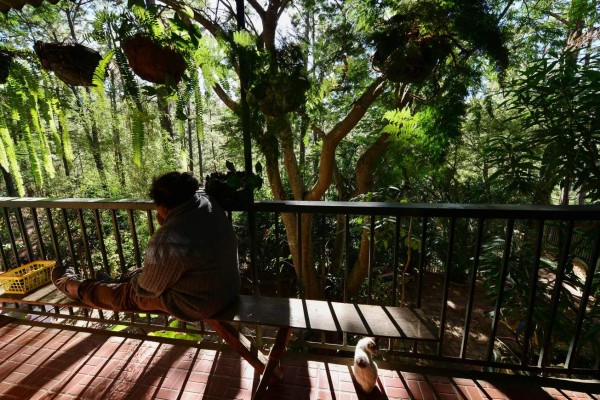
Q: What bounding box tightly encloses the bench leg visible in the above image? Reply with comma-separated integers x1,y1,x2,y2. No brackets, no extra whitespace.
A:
252,327,292,400
204,320,268,373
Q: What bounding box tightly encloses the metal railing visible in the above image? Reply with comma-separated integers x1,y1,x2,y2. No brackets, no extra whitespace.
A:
0,197,598,378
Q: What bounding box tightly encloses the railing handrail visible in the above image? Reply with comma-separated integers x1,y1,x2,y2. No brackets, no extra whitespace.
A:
1,197,599,219
0,197,155,210
254,200,600,219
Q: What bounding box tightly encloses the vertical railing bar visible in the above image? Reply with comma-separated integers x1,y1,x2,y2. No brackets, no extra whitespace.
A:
460,217,484,360
293,217,308,379
274,211,281,296
343,213,350,348
319,214,325,296
61,209,78,273
45,208,61,265
111,210,127,274
417,217,428,308
343,214,350,303
437,217,456,356
93,209,110,274
368,214,375,305
486,218,515,363
15,208,34,262
0,212,10,270
412,216,429,355
127,210,142,269
4,207,20,267
77,209,94,278
538,220,575,368
566,229,600,370
31,208,47,260
297,212,304,299
521,219,545,366
147,210,155,236
392,215,401,306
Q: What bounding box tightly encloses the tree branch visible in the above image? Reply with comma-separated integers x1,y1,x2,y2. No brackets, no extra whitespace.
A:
353,133,392,196
246,0,266,18
277,118,304,199
545,11,569,26
212,82,239,115
160,0,231,42
306,76,387,200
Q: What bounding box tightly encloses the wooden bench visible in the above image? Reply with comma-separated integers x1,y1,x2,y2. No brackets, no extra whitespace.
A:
0,284,436,399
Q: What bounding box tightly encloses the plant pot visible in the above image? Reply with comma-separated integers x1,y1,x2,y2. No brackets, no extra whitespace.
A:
34,41,102,86
122,35,186,84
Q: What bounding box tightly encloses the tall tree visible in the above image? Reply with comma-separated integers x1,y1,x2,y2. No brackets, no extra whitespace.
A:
155,0,508,298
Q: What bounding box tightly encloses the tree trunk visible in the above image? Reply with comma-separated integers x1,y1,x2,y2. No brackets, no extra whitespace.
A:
345,133,392,296
561,175,571,205
1,165,17,196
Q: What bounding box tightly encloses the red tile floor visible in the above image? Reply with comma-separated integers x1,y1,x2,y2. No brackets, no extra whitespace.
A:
0,316,598,400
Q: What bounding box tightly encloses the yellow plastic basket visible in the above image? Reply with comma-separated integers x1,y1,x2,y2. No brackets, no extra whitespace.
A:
0,260,56,294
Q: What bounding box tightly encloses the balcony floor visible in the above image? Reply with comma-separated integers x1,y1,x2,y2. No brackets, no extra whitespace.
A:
0,315,598,400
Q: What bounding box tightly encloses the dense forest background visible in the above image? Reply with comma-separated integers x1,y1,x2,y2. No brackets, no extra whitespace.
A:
0,0,597,206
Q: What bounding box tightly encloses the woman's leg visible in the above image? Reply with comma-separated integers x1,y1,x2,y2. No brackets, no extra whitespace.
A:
77,279,167,313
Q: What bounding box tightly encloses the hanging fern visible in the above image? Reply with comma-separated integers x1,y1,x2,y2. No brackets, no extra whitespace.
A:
194,73,204,142
92,49,116,95
29,99,56,179
50,91,74,171
176,61,194,121
0,116,24,196
114,48,141,106
131,106,145,166
8,82,43,188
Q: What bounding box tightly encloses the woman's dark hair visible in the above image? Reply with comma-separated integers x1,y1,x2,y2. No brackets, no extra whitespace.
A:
149,172,199,209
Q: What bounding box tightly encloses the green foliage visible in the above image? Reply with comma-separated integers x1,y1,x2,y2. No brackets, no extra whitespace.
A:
369,0,508,83
0,119,24,195
505,49,600,202
147,319,203,341
92,50,116,95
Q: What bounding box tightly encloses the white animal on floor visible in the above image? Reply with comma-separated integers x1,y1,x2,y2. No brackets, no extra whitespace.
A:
352,337,379,393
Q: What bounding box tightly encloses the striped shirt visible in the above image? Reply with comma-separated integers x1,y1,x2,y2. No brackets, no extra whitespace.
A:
132,192,240,321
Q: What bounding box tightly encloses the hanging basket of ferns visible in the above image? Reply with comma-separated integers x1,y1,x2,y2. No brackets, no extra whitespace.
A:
34,41,102,86
122,34,187,85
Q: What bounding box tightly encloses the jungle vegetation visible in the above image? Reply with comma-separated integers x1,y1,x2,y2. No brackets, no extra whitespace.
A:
0,0,598,295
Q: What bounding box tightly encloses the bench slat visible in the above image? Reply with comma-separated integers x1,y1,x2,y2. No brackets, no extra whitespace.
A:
215,296,437,340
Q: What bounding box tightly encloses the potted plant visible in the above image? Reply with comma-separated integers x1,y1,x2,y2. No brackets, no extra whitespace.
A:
34,41,102,86
118,7,196,85
122,34,187,85
204,161,263,209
